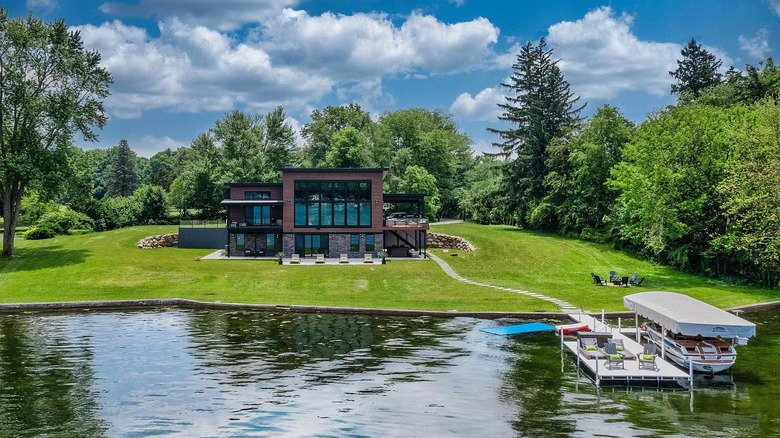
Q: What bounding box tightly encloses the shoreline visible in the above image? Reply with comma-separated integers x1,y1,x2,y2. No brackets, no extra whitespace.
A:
0,298,777,318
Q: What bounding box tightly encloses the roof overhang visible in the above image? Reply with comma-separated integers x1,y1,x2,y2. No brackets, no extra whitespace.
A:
224,182,282,187
220,199,284,205
623,291,756,338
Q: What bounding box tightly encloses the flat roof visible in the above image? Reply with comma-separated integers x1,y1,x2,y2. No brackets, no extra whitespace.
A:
383,193,428,201
277,167,389,172
220,199,284,205
224,183,283,187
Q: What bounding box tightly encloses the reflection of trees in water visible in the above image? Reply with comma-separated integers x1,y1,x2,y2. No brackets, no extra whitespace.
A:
498,333,577,436
185,310,468,386
0,315,106,436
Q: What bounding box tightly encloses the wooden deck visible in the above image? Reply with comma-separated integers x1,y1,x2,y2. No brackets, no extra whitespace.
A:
562,313,691,387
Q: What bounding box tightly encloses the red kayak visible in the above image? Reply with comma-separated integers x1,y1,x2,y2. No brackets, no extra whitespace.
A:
555,323,589,334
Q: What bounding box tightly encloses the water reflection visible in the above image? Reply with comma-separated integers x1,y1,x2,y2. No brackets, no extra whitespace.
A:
0,309,776,436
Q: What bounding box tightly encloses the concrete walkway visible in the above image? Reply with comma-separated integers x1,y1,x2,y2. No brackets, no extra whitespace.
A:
428,253,577,311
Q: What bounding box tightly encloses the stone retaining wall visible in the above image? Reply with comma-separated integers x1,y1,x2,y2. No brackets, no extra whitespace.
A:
426,232,475,251
137,233,179,249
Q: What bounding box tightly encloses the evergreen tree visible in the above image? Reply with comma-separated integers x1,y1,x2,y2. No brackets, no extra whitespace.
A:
670,38,723,99
106,140,138,197
488,38,584,225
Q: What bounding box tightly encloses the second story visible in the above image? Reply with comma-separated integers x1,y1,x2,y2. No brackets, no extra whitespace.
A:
222,183,284,230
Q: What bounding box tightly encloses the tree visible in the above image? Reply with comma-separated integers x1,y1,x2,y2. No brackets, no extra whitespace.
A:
301,104,373,167
670,38,723,100
489,38,584,226
134,184,168,223
325,127,370,168
106,140,138,197
142,148,177,190
0,10,111,256
401,166,440,219
261,106,299,179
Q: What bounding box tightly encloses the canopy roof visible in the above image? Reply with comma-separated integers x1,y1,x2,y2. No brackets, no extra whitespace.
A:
624,291,756,338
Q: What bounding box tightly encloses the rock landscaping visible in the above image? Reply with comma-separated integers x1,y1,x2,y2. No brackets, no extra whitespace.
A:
426,232,475,251
137,233,179,249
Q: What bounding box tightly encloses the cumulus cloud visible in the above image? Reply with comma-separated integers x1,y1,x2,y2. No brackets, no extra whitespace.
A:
74,19,332,119
449,86,507,122
767,0,780,16
100,0,299,31
739,28,771,59
546,7,730,99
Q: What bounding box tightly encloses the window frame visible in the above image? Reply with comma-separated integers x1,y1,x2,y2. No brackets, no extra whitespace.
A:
293,180,373,228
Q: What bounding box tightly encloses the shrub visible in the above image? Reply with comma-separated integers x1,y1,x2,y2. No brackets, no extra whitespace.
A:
135,185,169,223
37,208,95,234
101,196,141,229
23,225,56,240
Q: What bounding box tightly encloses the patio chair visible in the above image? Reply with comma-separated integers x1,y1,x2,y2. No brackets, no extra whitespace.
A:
290,254,300,264
638,343,657,370
634,276,645,286
629,273,639,284
315,254,325,264
609,270,618,283
621,276,630,287
604,342,625,369
579,337,602,358
363,253,374,264
339,254,349,264
593,275,606,285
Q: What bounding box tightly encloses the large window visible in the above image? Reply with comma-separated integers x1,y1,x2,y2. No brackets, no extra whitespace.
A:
295,234,328,257
236,234,245,251
294,180,372,227
244,191,271,199
267,234,275,250
245,205,271,225
366,234,374,252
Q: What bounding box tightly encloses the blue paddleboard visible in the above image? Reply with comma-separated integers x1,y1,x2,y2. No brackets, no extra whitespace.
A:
481,322,556,335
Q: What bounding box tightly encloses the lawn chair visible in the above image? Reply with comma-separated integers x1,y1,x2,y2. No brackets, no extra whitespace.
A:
290,254,300,264
315,254,325,264
593,275,606,285
363,253,374,264
339,254,349,264
629,273,639,285
609,270,618,283
604,342,625,369
634,276,645,286
621,276,630,287
580,337,602,358
639,343,657,370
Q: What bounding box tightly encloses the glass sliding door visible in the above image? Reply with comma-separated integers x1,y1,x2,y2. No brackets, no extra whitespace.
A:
295,234,328,257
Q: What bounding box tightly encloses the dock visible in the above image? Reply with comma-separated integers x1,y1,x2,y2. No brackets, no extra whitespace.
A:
561,313,691,387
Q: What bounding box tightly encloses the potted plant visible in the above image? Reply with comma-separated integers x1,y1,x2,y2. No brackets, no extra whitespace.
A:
276,252,284,265
379,250,388,264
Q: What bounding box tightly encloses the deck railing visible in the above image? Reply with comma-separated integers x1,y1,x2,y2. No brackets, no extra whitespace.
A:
384,217,429,228
227,220,283,228
179,220,226,228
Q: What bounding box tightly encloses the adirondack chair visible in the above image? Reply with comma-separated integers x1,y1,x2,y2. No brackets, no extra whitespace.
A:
604,342,625,369
629,273,639,284
639,343,657,370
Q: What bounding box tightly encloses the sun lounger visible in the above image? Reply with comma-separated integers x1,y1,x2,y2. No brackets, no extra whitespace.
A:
290,254,300,264
363,253,374,264
579,337,606,359
315,254,325,264
604,342,625,369
610,338,636,360
639,343,657,370
339,254,349,264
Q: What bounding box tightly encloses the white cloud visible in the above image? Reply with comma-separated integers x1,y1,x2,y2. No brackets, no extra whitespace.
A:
767,0,780,16
100,0,299,31
26,0,57,9
739,28,771,59
73,19,333,119
260,10,500,81
546,7,731,99
449,86,507,122
132,135,187,157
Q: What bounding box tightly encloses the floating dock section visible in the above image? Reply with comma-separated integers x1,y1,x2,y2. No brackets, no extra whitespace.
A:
562,313,691,387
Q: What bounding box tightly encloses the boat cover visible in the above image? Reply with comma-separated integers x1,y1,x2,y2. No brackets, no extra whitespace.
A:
481,322,556,336
623,291,756,338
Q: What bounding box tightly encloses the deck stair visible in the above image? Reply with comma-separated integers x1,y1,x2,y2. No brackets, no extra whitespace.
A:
562,313,691,387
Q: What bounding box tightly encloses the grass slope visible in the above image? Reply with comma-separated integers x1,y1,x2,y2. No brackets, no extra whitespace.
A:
430,223,778,311
0,226,555,312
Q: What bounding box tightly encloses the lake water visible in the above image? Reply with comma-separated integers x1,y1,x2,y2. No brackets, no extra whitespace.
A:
0,309,778,437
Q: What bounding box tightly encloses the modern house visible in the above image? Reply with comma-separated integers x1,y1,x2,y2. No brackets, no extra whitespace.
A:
221,167,428,258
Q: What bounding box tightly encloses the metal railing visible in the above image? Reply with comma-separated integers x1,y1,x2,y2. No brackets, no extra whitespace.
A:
179,220,226,228
384,217,429,227
227,220,283,228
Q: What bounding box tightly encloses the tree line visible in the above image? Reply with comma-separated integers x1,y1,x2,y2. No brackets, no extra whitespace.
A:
467,37,780,288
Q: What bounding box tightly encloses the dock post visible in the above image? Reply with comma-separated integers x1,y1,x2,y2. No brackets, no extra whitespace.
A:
578,307,582,323
635,311,639,343
661,325,666,360
595,355,600,387
688,356,694,387
618,317,621,331
601,309,604,328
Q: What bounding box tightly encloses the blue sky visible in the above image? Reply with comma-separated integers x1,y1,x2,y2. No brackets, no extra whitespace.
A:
8,0,778,156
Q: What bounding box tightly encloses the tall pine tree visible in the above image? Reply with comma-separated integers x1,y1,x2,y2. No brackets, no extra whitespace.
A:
489,38,584,225
106,140,138,197
670,38,723,99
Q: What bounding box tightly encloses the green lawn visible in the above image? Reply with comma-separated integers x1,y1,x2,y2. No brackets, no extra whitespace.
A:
0,225,555,312
430,222,778,311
